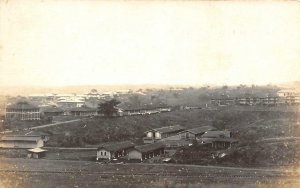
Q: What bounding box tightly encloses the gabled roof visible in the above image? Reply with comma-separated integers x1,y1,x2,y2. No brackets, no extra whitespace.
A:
186,126,217,135
6,101,39,110
201,130,231,138
148,125,185,134
98,141,135,152
134,142,165,153
160,139,192,146
199,137,238,144
0,135,42,142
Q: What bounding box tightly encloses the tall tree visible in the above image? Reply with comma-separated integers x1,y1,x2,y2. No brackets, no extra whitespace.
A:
97,99,120,117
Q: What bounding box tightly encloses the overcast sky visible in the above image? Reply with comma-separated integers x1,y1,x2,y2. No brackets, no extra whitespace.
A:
0,1,300,87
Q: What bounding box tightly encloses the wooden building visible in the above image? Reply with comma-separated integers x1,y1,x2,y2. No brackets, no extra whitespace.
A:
128,142,165,161
96,141,135,160
0,135,44,148
198,137,238,149
5,101,40,121
24,131,50,142
160,139,192,149
143,125,185,144
179,126,218,140
210,98,235,106
57,98,85,109
201,130,232,139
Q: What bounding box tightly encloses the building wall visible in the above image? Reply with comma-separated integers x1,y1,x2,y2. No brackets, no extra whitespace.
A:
71,111,97,116
36,140,44,148
128,150,142,160
155,132,161,139
0,140,43,149
147,132,153,138
97,149,111,160
6,109,40,121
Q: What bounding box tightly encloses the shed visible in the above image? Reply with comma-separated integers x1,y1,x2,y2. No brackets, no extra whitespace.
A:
27,148,47,159
201,130,232,138
97,141,135,160
128,142,165,161
144,125,185,143
179,126,217,140
0,135,44,149
198,137,238,149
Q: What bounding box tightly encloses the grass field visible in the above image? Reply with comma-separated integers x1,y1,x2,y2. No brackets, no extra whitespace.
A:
0,158,299,188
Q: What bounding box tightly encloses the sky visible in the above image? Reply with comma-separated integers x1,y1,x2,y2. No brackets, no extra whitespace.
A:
0,1,300,87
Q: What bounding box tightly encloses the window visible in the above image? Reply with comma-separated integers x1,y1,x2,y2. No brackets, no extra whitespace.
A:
104,152,106,156
100,151,103,156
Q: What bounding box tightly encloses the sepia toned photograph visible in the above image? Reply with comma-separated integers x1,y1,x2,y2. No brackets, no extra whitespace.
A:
0,0,300,187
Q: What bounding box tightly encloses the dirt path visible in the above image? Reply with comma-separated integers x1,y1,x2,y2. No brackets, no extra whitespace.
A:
28,119,83,130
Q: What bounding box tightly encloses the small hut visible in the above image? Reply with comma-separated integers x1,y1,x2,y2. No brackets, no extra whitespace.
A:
27,148,47,159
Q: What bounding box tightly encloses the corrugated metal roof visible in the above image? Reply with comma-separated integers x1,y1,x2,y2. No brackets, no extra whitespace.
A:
0,135,41,142
134,142,165,153
117,102,169,111
186,126,217,135
201,130,231,138
160,139,191,146
199,137,238,144
149,125,185,134
98,141,135,152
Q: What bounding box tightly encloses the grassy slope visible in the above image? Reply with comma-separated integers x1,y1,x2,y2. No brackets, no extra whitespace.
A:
14,105,296,167
43,106,299,146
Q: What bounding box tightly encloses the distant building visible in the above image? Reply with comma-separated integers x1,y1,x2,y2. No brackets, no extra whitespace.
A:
0,135,44,148
128,142,165,161
198,130,236,149
143,125,185,144
85,89,101,99
96,141,135,160
277,89,300,105
235,97,261,106
5,101,40,121
160,139,192,148
69,106,97,116
179,126,218,140
117,103,171,116
57,98,85,109
198,137,238,149
201,130,232,139
28,93,56,102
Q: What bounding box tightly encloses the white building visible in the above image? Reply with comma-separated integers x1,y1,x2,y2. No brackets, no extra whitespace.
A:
0,135,44,148
96,141,135,160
